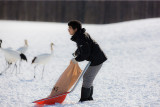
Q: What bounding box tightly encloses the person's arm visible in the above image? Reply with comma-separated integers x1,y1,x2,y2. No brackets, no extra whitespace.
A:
72,48,80,57
75,42,91,62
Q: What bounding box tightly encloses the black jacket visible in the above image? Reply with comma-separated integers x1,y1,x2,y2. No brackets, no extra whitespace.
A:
71,28,107,66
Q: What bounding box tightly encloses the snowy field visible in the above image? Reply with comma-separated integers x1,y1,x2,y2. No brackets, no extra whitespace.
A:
0,18,160,107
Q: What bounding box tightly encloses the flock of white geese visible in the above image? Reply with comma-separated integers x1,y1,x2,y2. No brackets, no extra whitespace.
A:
0,39,54,79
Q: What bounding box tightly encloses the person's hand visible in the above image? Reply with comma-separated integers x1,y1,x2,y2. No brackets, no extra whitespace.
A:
72,58,77,64
72,49,80,57
72,53,76,57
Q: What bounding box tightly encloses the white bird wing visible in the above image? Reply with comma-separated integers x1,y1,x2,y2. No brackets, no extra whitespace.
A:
17,46,28,53
2,49,20,63
34,53,51,64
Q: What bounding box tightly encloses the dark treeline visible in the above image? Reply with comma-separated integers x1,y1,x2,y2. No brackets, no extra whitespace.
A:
0,1,160,24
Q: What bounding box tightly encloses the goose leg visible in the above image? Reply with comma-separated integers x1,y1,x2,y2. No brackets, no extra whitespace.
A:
15,63,18,75
41,65,45,79
12,63,17,75
19,61,21,74
12,64,15,74
0,63,11,75
34,65,37,78
5,59,8,67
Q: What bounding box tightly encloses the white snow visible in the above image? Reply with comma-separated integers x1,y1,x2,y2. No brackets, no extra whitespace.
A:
0,18,160,107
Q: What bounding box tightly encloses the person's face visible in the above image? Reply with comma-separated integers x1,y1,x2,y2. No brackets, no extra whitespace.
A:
68,26,77,36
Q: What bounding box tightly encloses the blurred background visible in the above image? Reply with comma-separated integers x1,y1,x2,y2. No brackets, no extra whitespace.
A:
0,0,160,24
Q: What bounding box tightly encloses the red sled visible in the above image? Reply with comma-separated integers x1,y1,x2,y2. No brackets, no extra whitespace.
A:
33,62,91,106
33,92,69,106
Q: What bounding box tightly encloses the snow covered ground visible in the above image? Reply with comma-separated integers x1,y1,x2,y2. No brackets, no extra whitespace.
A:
0,18,160,107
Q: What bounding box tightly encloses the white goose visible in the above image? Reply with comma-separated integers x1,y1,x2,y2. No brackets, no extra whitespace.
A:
17,40,28,54
32,43,54,79
0,40,27,75
16,40,28,72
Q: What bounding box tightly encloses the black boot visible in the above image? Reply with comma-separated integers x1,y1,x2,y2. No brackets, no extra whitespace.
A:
88,86,93,100
79,87,91,102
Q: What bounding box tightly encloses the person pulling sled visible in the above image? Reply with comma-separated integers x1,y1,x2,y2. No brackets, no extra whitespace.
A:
68,20,107,102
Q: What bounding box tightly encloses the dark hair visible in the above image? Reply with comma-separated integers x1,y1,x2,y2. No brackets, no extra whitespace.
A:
68,20,82,31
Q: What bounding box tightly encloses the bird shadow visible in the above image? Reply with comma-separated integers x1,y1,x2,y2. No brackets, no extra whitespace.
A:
19,79,34,82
